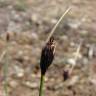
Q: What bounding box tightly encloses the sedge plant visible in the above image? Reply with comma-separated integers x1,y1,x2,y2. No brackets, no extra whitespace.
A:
39,7,71,96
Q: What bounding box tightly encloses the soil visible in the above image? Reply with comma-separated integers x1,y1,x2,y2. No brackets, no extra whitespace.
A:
0,0,96,96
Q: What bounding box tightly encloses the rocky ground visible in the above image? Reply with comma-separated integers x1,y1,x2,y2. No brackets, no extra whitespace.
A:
0,0,96,96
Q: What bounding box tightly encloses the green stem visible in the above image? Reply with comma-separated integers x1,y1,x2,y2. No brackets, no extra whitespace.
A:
3,55,8,96
39,74,45,96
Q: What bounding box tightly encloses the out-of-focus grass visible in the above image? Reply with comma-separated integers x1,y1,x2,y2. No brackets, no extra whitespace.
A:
3,61,8,96
0,50,8,96
14,0,28,11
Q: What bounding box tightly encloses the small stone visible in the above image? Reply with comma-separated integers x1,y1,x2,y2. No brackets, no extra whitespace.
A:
31,14,38,22
22,81,38,89
88,45,94,59
80,30,88,36
18,50,23,56
68,76,79,86
23,55,30,61
89,77,96,85
9,80,19,88
60,35,68,41
51,19,57,24
31,14,41,24
67,17,86,29
67,20,80,29
31,32,39,40
13,65,24,78
67,58,76,65
70,42,75,47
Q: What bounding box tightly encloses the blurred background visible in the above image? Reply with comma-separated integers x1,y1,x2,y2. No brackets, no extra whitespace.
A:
0,0,96,96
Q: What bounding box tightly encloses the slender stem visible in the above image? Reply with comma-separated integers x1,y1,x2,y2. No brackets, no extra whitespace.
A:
0,50,8,96
45,7,71,44
3,51,8,96
3,61,8,96
39,74,45,96
70,41,82,74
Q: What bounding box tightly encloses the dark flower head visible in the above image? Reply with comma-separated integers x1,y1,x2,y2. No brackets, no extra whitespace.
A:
40,37,56,75
49,36,54,43
6,32,10,41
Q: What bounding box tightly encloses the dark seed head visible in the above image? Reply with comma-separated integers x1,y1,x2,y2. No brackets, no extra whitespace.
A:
6,32,10,41
40,37,56,75
63,70,69,81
